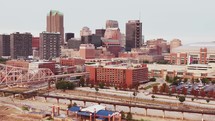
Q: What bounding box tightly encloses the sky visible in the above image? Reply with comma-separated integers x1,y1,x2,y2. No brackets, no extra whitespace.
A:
0,0,215,44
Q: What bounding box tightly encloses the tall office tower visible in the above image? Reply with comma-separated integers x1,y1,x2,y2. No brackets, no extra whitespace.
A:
65,33,75,42
125,20,142,51
104,28,121,40
39,32,61,60
106,20,119,28
46,10,64,45
0,34,10,57
80,27,92,37
10,32,32,59
95,29,106,37
81,34,102,48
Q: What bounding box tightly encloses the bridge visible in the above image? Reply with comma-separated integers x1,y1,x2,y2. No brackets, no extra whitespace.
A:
0,89,215,120
0,64,89,87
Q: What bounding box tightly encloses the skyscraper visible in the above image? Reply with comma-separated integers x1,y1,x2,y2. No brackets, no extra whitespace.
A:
106,20,119,28
39,32,61,60
65,33,75,42
95,29,106,37
125,20,142,51
10,32,32,59
80,27,92,37
0,34,10,57
46,10,64,45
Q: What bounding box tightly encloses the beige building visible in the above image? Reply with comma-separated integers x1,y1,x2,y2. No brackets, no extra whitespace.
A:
148,63,215,80
47,10,64,45
170,39,182,53
80,27,92,37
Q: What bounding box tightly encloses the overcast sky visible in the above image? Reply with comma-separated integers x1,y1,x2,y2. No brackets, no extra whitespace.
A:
0,0,215,44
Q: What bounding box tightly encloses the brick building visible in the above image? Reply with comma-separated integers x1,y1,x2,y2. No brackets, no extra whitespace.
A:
79,44,95,59
0,34,10,57
60,58,85,66
86,64,148,88
47,10,64,45
10,32,32,59
39,32,61,60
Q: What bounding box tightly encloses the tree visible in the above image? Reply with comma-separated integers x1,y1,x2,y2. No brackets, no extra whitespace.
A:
166,75,170,83
73,102,77,106
201,78,209,84
183,78,188,83
150,78,156,82
126,112,132,121
67,104,72,109
115,86,118,90
151,95,156,100
55,80,76,91
152,85,158,93
191,98,194,101
79,77,85,87
206,99,210,103
179,96,186,103
98,82,105,89
120,111,125,119
95,87,99,92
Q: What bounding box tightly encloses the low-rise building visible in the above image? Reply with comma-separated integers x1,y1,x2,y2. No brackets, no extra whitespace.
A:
86,63,148,88
60,58,85,66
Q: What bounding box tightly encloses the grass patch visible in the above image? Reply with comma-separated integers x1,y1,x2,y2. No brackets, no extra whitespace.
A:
143,83,160,90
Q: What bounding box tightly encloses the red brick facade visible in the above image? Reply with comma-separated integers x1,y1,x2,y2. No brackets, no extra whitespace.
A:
86,65,148,88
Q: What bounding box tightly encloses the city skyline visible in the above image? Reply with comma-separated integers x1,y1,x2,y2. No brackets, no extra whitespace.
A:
0,0,215,44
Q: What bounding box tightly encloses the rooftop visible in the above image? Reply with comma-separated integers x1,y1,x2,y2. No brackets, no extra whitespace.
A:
172,41,215,53
48,10,63,16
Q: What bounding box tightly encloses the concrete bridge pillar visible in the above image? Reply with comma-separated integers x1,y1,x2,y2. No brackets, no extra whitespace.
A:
57,98,59,104
182,112,184,120
2,92,5,97
84,101,86,107
45,97,47,102
70,100,72,105
129,106,131,112
108,114,111,121
145,108,147,116
114,105,116,111
13,94,15,98
202,113,204,121
52,105,55,117
32,96,35,100
163,110,165,118
57,106,60,116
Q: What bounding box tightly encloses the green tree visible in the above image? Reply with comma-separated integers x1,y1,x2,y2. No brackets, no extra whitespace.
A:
201,78,209,84
151,95,155,100
79,77,85,87
95,87,99,92
67,104,72,109
206,99,210,103
166,75,170,82
126,112,132,121
179,96,186,103
98,82,105,89
73,102,77,106
120,111,125,119
150,77,156,82
55,80,76,91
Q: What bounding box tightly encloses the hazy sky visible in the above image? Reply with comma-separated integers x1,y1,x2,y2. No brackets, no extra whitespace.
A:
0,0,215,44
